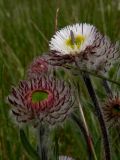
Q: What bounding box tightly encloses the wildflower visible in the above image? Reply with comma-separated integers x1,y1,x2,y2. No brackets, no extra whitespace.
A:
27,55,52,79
50,23,96,55
49,23,119,73
102,95,120,127
7,76,74,126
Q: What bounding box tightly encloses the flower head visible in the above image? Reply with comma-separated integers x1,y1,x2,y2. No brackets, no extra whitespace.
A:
49,23,119,73
102,95,120,127
50,23,97,55
7,76,74,126
27,55,52,79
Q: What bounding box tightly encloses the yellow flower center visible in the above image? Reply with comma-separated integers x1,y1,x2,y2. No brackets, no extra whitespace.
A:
65,35,85,49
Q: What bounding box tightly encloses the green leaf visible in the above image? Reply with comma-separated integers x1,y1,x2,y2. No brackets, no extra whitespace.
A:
20,129,40,160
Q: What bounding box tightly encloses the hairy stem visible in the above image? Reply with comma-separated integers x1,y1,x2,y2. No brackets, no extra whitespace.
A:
82,73,111,160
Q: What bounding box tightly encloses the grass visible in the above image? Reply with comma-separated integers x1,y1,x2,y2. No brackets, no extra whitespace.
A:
0,0,120,159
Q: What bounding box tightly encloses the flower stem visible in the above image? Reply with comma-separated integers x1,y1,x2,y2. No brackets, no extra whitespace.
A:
37,125,48,160
71,113,98,160
63,64,120,86
102,80,113,97
77,99,98,160
69,72,97,160
82,73,111,160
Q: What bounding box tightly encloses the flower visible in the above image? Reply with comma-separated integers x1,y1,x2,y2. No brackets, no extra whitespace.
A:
49,23,119,73
102,95,120,127
50,23,96,55
59,156,75,160
27,55,52,79
7,76,74,126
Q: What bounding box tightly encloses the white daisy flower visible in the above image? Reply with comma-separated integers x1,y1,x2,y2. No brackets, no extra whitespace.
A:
48,23,120,73
49,23,97,55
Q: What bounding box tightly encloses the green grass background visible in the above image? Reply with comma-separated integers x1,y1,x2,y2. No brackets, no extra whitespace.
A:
0,0,120,159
